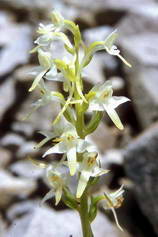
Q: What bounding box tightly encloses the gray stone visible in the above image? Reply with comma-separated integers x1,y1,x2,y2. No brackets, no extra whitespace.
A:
12,121,34,137
0,148,11,168
118,6,158,39
0,215,7,237
65,0,155,12
14,65,37,83
124,123,158,235
104,0,156,11
83,26,113,43
120,33,158,66
6,206,120,237
110,77,125,92
0,170,37,207
10,160,44,179
0,11,32,76
120,33,158,128
87,122,119,154
17,141,36,158
0,78,15,122
0,133,36,158
83,53,106,85
0,133,25,147
7,200,39,222
103,149,124,166
0,0,54,10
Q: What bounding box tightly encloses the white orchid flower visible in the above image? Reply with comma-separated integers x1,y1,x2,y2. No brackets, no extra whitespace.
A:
76,152,109,198
43,123,95,176
29,49,52,91
35,118,66,149
88,81,130,130
25,80,63,120
105,44,131,67
103,185,124,231
104,30,131,68
42,164,68,206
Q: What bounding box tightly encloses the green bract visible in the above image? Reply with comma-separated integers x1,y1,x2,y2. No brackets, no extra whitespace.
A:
28,10,131,236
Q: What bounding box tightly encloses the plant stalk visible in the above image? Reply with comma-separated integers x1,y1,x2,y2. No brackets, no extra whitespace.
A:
79,190,94,237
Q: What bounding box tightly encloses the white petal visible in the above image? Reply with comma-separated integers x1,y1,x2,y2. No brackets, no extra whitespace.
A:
28,66,42,76
29,69,47,92
41,189,54,205
45,65,58,81
88,100,104,111
76,171,91,198
109,96,130,109
92,167,109,177
111,207,124,232
77,140,96,153
43,142,66,157
77,139,89,153
105,106,124,130
55,186,63,205
67,146,77,176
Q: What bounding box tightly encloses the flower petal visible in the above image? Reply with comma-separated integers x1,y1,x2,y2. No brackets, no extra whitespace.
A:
67,146,77,176
77,139,96,153
109,96,130,109
76,171,91,198
104,106,124,130
43,142,66,157
88,100,104,111
55,186,63,205
29,69,47,92
41,189,54,205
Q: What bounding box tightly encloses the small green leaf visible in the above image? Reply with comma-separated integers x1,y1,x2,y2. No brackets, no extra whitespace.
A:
62,189,78,210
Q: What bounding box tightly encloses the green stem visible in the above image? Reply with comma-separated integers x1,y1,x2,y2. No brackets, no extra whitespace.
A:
79,190,94,237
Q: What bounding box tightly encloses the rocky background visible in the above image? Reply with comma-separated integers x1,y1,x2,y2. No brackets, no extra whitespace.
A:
0,0,158,236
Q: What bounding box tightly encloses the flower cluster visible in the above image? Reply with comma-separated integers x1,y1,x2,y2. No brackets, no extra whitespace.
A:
29,10,131,232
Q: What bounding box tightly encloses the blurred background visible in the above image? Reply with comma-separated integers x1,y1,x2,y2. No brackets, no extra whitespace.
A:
0,0,158,236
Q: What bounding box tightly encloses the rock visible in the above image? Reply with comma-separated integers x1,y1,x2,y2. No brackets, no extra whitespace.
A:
103,0,156,12
120,33,158,66
103,149,124,166
0,148,11,168
0,133,25,147
120,33,158,128
83,53,106,85
0,133,36,158
14,65,37,83
88,122,119,154
83,26,113,43
0,170,37,207
7,200,39,222
0,11,32,76
10,160,44,179
12,121,34,137
124,123,158,235
0,214,7,237
110,76,125,92
0,78,15,122
0,0,54,11
6,205,121,237
17,141,36,158
65,0,155,18
118,5,158,39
